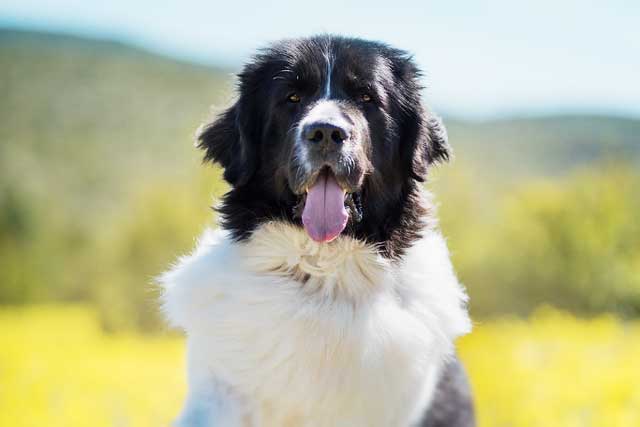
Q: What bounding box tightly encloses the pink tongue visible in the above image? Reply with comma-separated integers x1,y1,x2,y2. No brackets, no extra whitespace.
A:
302,171,348,242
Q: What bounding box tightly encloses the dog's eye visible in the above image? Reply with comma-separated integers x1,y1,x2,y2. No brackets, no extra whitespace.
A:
361,93,372,103
288,93,301,103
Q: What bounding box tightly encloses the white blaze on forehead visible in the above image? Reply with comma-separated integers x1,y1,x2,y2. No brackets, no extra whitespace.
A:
323,50,333,99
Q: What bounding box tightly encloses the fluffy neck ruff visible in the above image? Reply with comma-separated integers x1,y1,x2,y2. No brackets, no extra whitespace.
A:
240,222,391,301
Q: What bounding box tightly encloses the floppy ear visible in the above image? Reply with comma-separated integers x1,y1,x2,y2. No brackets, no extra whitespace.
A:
424,112,451,165
401,103,452,183
196,103,257,187
390,53,451,182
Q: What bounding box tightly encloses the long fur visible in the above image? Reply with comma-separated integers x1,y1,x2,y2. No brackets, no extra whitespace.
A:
160,222,470,427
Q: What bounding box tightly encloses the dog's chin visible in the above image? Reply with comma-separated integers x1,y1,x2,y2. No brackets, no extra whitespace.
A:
291,167,364,243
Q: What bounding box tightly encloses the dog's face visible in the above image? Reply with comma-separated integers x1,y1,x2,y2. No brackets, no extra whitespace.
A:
198,36,450,257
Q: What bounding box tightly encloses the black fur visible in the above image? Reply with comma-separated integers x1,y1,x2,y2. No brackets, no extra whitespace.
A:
418,356,476,427
197,35,450,259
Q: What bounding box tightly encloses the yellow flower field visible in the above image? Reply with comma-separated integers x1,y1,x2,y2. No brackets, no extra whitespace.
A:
1,305,639,426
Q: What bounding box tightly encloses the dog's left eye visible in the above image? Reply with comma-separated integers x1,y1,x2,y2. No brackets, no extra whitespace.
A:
361,93,372,103
288,93,301,103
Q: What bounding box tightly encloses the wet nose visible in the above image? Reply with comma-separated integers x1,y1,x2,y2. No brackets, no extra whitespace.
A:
303,122,349,145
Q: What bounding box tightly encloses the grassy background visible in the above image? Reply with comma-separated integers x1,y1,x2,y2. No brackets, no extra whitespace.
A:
1,28,639,426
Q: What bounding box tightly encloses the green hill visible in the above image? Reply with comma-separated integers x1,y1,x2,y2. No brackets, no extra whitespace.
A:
1,29,638,328
1,29,232,219
448,115,640,178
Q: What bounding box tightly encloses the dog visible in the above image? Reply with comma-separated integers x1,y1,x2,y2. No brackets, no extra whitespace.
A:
160,35,474,427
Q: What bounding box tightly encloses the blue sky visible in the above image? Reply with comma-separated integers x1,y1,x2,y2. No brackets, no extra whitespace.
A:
2,0,639,119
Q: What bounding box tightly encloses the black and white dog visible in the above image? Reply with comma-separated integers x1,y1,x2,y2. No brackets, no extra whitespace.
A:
160,35,474,427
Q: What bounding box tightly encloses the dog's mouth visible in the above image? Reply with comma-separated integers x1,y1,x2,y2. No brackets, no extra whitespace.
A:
292,167,363,243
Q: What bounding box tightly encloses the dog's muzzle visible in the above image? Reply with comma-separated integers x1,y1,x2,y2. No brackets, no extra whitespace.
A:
289,101,366,242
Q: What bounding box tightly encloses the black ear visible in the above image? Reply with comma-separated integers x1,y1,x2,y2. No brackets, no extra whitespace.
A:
196,103,256,187
424,112,451,165
402,103,452,183
389,52,451,182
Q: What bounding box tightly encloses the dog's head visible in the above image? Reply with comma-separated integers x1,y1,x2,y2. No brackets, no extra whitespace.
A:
198,35,449,257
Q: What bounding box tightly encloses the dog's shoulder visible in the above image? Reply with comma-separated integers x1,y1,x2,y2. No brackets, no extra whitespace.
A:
397,229,472,340
158,227,242,330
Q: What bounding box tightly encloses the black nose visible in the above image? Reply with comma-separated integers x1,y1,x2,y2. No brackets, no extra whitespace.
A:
304,122,348,145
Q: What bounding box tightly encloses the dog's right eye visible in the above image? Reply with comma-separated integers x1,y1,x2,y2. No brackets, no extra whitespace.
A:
287,93,301,103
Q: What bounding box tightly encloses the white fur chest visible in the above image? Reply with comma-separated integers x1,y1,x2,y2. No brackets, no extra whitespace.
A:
160,222,470,427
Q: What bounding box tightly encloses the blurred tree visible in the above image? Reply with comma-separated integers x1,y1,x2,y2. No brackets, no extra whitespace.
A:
442,165,640,317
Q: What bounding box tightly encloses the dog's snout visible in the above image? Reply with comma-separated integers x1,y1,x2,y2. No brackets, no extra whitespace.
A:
304,123,348,145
